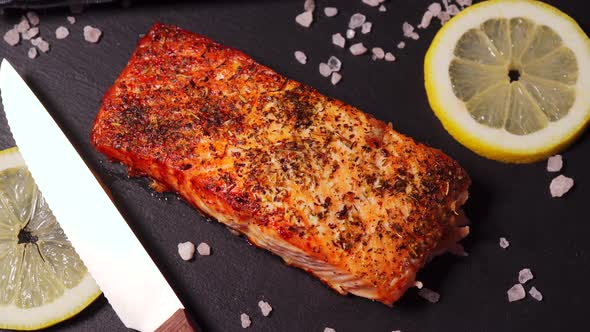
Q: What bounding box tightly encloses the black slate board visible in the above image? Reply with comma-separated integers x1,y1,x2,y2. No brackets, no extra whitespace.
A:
1,1,589,331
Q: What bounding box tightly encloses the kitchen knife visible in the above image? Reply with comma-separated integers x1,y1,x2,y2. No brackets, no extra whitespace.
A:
0,60,196,332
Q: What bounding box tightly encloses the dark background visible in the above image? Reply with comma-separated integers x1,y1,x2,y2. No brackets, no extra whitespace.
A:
0,1,589,331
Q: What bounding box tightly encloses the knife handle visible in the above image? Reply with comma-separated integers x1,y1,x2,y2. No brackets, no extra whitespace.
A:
155,309,197,332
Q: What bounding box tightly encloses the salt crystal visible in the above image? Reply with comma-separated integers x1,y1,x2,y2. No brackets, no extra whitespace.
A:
324,328,336,332
294,50,307,64
418,288,440,303
295,11,313,28
330,72,342,85
442,0,450,10
361,22,372,34
349,13,366,29
371,47,384,60
507,284,526,302
529,286,543,301
349,42,367,55
197,242,211,256
258,300,273,316
67,16,76,24
456,0,473,7
384,52,396,62
56,26,70,39
402,22,419,40
397,41,406,49
418,11,434,29
438,11,451,25
30,37,40,46
3,29,20,46
518,268,533,284
414,280,423,289
448,4,461,16
319,63,332,77
16,17,30,33
304,0,315,12
26,12,40,26
346,29,356,39
177,241,195,261
36,38,50,53
499,237,509,249
27,47,38,59
362,0,380,7
240,313,251,328
25,27,39,40
327,56,341,71
547,155,563,172
428,2,442,15
332,33,345,48
324,7,338,17
379,5,387,12
83,25,103,43
550,175,574,197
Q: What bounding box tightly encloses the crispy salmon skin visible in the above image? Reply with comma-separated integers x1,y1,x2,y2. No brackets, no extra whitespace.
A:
91,23,470,305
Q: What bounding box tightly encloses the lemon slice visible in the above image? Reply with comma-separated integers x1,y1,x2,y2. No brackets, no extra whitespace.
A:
425,0,590,163
0,147,101,331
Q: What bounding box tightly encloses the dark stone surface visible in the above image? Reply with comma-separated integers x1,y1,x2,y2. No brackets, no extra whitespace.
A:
0,1,589,331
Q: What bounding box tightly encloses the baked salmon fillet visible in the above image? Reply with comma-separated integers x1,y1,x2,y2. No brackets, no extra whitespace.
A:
91,23,470,305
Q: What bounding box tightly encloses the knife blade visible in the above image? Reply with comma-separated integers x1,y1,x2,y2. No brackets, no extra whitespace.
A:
0,60,195,332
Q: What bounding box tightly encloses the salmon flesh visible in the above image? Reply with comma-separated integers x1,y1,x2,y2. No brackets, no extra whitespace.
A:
91,23,470,305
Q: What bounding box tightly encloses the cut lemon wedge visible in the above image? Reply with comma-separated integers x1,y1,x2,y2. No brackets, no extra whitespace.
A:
0,147,101,331
425,0,590,163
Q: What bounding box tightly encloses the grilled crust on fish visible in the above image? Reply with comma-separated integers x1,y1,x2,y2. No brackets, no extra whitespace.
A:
91,23,471,305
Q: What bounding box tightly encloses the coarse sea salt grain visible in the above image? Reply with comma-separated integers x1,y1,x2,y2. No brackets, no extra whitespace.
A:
379,5,387,12
349,42,367,55
324,7,338,17
362,0,381,7
499,237,509,249
294,50,307,64
27,47,38,59
331,72,342,85
24,27,39,40
84,25,102,43
295,11,313,28
397,41,406,49
550,175,574,197
456,0,473,7
547,155,563,172
418,288,440,303
319,63,332,77
177,241,195,261
371,47,384,60
518,268,533,284
507,284,526,302
3,29,20,46
428,2,442,15
448,4,461,16
197,242,211,256
438,11,451,25
346,29,355,39
349,13,366,29
332,33,345,48
26,12,40,26
16,18,30,34
36,38,50,53
56,26,69,39
327,56,341,71
402,22,419,40
418,11,434,29
384,52,396,62
258,300,273,316
304,0,315,12
414,280,423,289
240,313,251,328
529,286,543,301
67,16,76,24
324,328,336,332
361,22,372,34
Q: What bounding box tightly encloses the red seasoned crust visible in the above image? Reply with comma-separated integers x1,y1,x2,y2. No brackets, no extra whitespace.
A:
91,23,470,305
